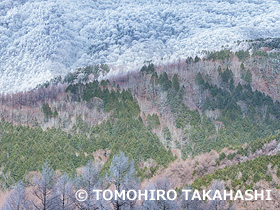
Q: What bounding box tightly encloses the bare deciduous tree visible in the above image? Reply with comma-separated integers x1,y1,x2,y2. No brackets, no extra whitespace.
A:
180,187,203,210
1,181,31,210
74,160,110,210
54,173,75,210
154,177,179,210
109,152,139,210
32,162,56,210
141,182,158,210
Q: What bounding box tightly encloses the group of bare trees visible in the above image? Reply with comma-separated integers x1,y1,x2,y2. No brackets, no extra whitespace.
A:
1,152,234,210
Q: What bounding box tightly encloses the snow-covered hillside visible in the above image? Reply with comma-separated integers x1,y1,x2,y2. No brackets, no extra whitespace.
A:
1,0,280,93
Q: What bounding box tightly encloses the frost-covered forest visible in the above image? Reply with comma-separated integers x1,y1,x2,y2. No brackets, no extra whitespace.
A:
1,0,280,93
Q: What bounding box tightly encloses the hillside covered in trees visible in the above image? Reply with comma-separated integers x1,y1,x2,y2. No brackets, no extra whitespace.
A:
1,39,280,209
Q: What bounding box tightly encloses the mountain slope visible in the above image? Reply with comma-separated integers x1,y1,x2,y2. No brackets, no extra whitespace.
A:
1,42,280,184
1,45,280,209
1,0,280,93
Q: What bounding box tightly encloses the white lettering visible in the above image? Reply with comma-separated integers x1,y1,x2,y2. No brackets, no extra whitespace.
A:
212,190,222,200
234,190,244,200
127,190,137,200
92,189,102,200
245,190,254,201
150,190,156,200
223,190,233,200
182,189,191,200
114,190,125,200
266,190,272,201
157,190,166,200
167,190,177,200
192,190,201,200
255,190,264,200
103,190,113,201
203,190,212,200
138,190,148,200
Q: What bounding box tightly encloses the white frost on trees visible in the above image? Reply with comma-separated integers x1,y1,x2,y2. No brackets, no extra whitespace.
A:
109,151,139,210
1,0,280,93
1,181,31,210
